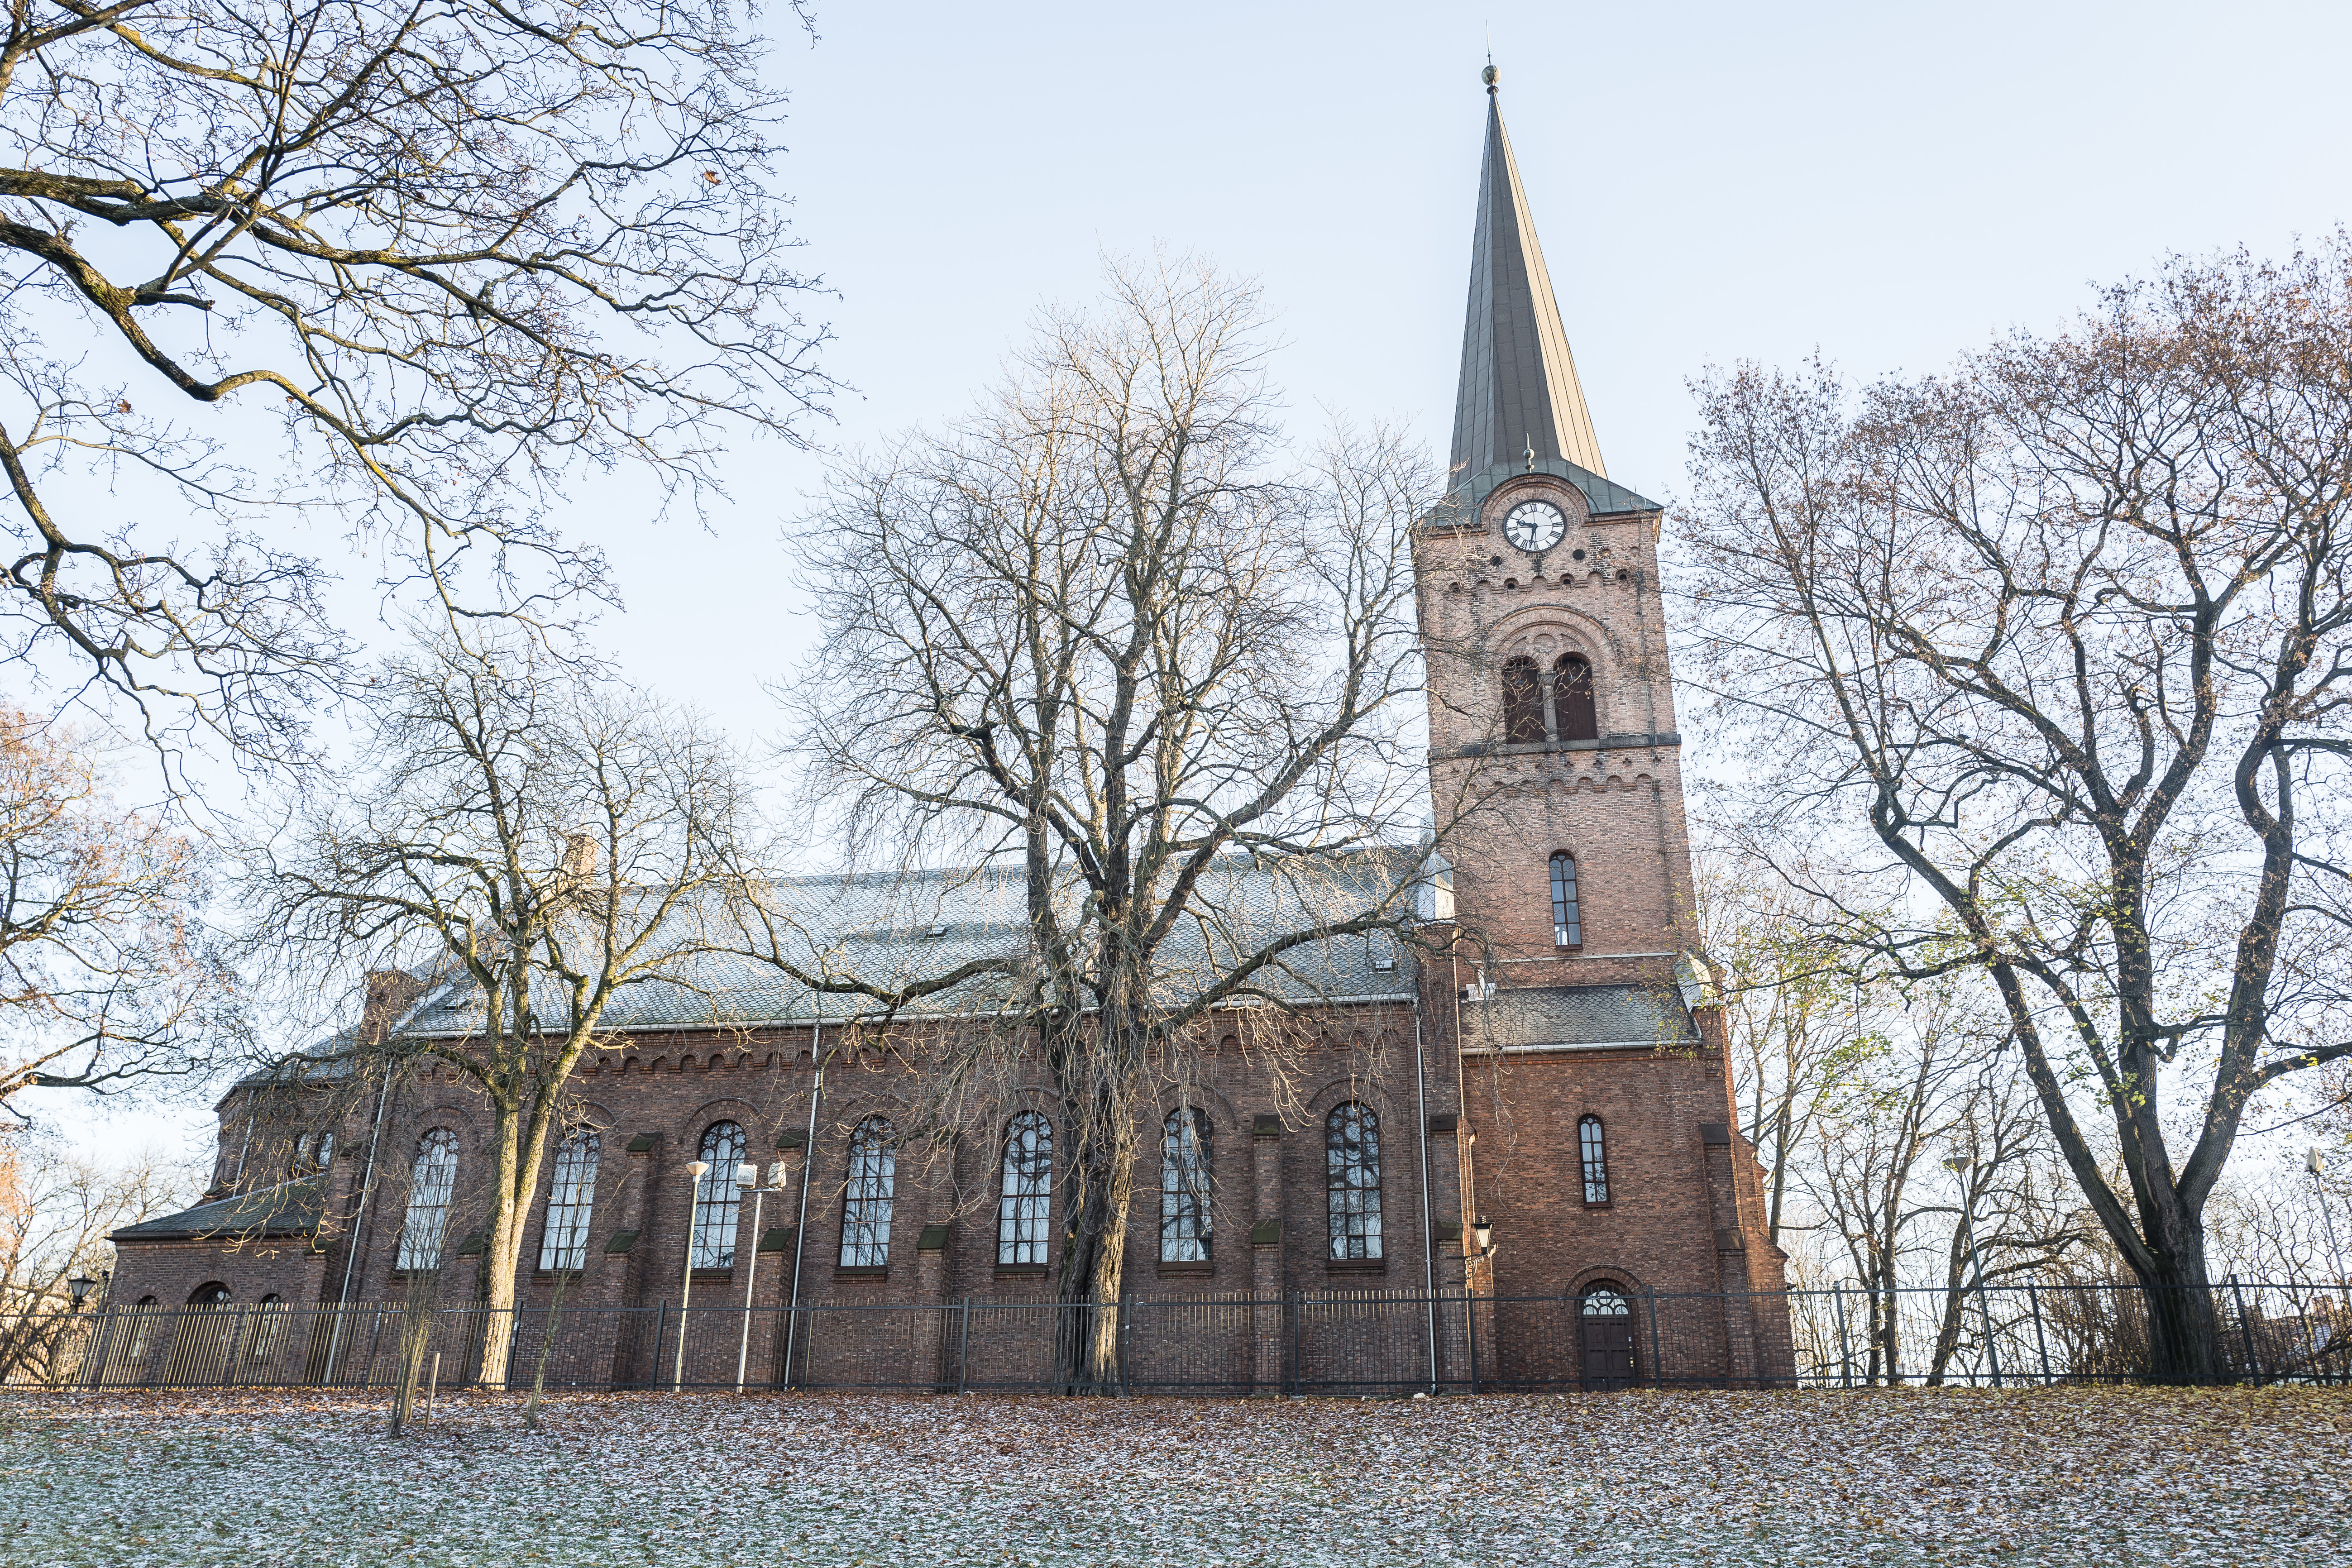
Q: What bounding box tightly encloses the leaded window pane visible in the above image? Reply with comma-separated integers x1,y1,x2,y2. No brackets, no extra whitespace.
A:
1501,656,1544,743
1550,853,1582,947
1159,1109,1211,1263
1579,1115,1609,1205
840,1116,896,1267
538,1128,602,1271
691,1122,746,1268
1553,654,1597,742
396,1129,459,1271
997,1112,1052,1266
1326,1103,1382,1260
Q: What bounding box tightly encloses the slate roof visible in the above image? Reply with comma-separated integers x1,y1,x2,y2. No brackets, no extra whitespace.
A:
1446,85,1660,517
111,1176,324,1244
1460,984,1698,1056
392,851,1424,1037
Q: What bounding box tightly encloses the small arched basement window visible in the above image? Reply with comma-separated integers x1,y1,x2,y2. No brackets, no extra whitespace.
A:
691,1122,746,1268
839,1116,897,1267
1550,853,1582,948
998,1111,1052,1266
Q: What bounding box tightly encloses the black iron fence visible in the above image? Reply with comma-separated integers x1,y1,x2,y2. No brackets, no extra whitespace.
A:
5,1279,2344,1395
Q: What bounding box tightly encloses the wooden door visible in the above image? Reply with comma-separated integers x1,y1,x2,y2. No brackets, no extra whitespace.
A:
1580,1289,1635,1390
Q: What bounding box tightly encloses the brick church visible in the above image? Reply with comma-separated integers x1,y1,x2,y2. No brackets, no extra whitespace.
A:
110,74,1791,1390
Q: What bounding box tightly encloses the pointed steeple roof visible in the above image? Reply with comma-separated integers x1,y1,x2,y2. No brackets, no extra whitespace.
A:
1447,76,1655,515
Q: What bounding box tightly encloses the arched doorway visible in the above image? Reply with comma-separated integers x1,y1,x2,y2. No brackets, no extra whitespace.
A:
1579,1285,1636,1390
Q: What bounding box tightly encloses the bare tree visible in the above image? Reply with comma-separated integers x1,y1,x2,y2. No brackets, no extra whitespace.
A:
1679,241,2352,1378
254,631,755,1385
0,0,831,771
1699,857,1872,1248
783,260,1441,1386
0,700,237,1106
0,1127,192,1382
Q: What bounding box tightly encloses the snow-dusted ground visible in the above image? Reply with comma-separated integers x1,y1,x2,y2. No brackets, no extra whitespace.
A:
1,1386,2344,1567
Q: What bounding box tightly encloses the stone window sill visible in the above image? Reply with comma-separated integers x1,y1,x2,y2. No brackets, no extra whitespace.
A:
1156,1260,1213,1276
994,1264,1049,1278
690,1267,733,1282
834,1265,889,1280
1326,1259,1387,1276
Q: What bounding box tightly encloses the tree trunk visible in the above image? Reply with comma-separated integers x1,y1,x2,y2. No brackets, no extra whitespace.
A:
472,1105,529,1391
2129,1194,2224,1384
1053,1103,1134,1392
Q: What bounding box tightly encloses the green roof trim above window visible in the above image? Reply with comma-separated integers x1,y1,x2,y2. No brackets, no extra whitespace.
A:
454,1231,486,1257
757,1227,795,1254
625,1133,655,1153
1250,1220,1281,1247
916,1224,950,1252
604,1229,639,1254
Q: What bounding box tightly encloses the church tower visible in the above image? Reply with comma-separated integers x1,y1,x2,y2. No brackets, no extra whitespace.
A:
1420,68,1787,1363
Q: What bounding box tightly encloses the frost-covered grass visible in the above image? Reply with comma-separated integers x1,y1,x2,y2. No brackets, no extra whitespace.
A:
1,1386,2345,1566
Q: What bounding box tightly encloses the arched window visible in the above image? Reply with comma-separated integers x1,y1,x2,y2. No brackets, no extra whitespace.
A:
539,1127,602,1271
691,1122,747,1268
839,1116,897,1267
1550,853,1582,947
396,1129,459,1271
1579,1115,1610,1205
998,1112,1052,1266
1553,654,1597,742
1501,656,1544,744
188,1282,231,1305
249,1294,287,1364
1579,1285,1636,1389
1159,1108,1212,1263
313,1131,335,1171
1326,1103,1383,1260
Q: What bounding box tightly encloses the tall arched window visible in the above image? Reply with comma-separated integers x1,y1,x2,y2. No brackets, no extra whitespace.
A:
1553,654,1597,742
998,1112,1052,1266
839,1116,897,1267
1159,1108,1212,1263
690,1122,746,1268
1326,1103,1383,1260
539,1128,602,1271
396,1129,459,1270
1579,1115,1610,1205
1501,656,1544,744
313,1130,335,1171
1550,852,1582,947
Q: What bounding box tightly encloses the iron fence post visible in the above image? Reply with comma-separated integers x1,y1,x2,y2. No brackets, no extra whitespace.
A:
956,1297,971,1396
2228,1275,2260,1386
1648,1287,1664,1390
1834,1286,1852,1389
364,1307,385,1389
1975,1276,2003,1389
652,1300,668,1393
1119,1294,1132,1399
2027,1281,2052,1384
1465,1291,1478,1396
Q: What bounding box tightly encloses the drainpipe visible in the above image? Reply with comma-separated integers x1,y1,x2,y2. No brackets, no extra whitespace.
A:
325,1063,396,1371
1412,976,1437,1395
781,1017,825,1387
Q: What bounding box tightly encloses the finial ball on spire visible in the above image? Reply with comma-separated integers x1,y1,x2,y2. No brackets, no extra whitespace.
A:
1482,63,1498,89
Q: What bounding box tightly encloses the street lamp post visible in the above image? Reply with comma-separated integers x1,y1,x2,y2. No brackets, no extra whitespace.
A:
66,1276,96,1310
674,1159,710,1391
735,1161,793,1392
2312,1149,2346,1305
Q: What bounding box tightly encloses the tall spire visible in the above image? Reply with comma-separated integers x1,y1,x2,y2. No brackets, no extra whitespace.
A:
1448,68,1608,499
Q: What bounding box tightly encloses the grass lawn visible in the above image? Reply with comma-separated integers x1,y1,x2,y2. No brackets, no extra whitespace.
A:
0,1386,2344,1566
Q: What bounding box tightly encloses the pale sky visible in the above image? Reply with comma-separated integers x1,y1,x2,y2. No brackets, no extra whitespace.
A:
34,0,2352,1163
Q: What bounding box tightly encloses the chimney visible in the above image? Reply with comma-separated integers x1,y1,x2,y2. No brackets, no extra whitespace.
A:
561,832,601,884
360,970,426,1047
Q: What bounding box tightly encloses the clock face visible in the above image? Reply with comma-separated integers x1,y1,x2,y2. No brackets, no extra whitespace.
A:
1503,499,1567,552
